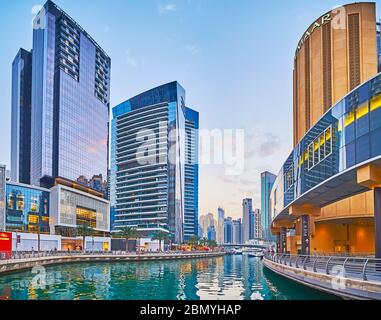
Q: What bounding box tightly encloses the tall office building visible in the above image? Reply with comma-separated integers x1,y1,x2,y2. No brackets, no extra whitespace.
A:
111,81,195,244
242,198,252,243
253,208,261,239
11,49,32,184
30,1,110,194
199,213,216,238
232,218,242,244
0,165,6,231
184,107,199,241
217,207,225,244
207,225,216,241
261,171,276,240
224,217,233,244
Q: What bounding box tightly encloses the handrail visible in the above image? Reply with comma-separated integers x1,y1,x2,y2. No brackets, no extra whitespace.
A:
264,253,381,283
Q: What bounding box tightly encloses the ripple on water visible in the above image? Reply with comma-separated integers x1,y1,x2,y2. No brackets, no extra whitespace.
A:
0,255,340,300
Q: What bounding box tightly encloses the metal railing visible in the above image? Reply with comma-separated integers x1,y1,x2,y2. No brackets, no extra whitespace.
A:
0,249,224,262
265,253,381,283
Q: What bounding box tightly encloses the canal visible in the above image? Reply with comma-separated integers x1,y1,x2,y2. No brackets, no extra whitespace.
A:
0,254,339,300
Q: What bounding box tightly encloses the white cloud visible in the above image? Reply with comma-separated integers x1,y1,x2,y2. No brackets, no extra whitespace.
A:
158,3,177,15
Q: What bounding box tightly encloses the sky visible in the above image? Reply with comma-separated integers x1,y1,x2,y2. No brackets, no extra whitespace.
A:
0,0,380,220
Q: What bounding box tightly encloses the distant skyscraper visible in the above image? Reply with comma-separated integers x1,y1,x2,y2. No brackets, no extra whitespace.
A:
30,1,110,194
110,81,189,243
217,207,225,244
199,213,216,238
242,198,252,243
224,217,233,244
253,208,261,239
207,225,216,241
0,165,6,231
232,218,242,244
11,49,32,184
184,107,199,241
261,171,276,240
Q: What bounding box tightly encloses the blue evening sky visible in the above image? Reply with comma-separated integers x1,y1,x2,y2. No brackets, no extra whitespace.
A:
0,0,380,219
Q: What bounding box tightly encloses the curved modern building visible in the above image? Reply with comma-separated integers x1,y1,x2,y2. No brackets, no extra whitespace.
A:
270,2,381,258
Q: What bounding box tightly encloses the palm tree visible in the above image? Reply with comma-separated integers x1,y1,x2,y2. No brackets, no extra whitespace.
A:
117,227,138,253
76,223,94,253
207,240,218,248
188,235,200,249
152,230,170,252
200,237,209,246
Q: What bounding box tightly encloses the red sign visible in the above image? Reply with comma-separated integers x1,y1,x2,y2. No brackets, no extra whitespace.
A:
0,232,12,253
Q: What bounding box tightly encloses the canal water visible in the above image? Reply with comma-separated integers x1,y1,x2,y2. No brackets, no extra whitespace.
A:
0,255,339,300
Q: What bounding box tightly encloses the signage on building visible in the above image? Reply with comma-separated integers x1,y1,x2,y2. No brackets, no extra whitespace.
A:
295,13,332,57
0,232,12,255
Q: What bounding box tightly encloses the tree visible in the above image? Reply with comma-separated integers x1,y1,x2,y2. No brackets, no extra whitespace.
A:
200,237,209,246
117,227,138,252
76,223,94,253
208,240,218,248
188,235,201,248
152,231,170,252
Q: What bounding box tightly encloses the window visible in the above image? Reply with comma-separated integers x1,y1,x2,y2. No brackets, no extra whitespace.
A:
307,126,333,170
285,165,294,190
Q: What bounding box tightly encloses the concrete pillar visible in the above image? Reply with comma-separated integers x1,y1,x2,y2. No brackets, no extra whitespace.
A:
375,188,381,259
280,227,287,253
276,233,281,253
301,215,310,255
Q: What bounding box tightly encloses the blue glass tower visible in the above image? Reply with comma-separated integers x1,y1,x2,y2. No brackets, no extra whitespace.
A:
111,81,187,244
184,107,199,241
261,171,276,241
11,49,32,185
30,1,110,193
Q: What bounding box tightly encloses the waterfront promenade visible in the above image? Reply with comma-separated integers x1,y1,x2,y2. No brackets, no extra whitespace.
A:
0,251,225,275
263,253,381,300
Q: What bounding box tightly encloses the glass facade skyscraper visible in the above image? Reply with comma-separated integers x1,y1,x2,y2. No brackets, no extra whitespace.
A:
111,81,193,244
11,49,32,184
261,171,276,241
242,198,252,243
30,1,110,193
0,165,6,231
184,107,199,241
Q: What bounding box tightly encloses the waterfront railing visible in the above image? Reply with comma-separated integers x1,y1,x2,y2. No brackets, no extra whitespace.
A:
0,250,223,261
265,253,381,283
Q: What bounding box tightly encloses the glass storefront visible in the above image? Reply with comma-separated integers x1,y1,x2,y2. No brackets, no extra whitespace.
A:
5,182,50,233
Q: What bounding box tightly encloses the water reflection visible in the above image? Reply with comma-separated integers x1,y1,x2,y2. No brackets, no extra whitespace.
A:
0,255,339,300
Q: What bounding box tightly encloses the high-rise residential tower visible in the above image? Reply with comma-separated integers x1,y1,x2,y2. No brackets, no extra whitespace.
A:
30,1,110,194
242,198,252,243
11,49,32,184
110,81,195,244
232,218,242,244
217,207,225,244
184,107,199,241
261,171,276,240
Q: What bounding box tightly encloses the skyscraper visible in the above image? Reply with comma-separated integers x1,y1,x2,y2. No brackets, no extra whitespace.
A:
207,225,216,241
232,218,242,244
217,207,225,244
11,49,32,184
261,171,276,241
199,213,215,238
184,107,199,241
224,217,233,244
30,1,110,193
111,81,192,244
253,208,261,239
0,165,6,231
242,198,252,243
